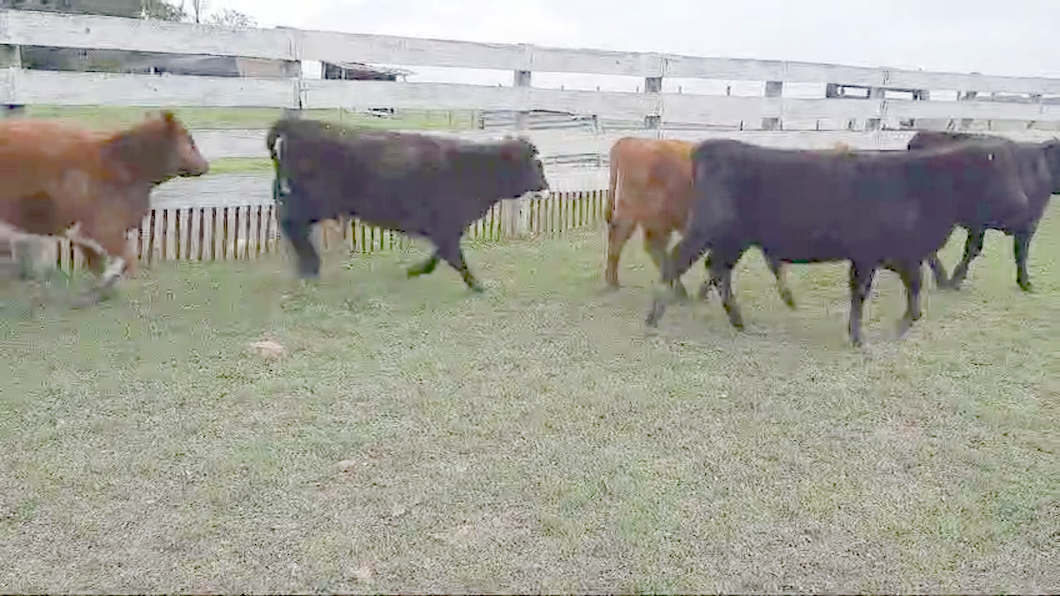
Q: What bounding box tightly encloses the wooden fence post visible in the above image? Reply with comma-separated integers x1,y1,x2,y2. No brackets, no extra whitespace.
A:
956,90,978,131
501,68,532,239
1027,94,1042,130
762,80,783,130
903,88,930,129
865,86,884,131
644,75,662,130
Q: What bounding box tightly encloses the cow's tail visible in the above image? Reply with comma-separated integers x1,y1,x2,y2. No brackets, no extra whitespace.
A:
266,119,287,164
605,142,621,224
266,120,290,206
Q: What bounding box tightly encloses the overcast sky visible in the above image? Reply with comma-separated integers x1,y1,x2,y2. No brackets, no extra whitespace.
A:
205,0,1059,92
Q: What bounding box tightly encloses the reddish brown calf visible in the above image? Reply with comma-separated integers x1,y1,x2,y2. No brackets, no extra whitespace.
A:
605,137,697,296
0,111,209,305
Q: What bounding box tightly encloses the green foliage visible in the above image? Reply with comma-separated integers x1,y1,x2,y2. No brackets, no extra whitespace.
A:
140,0,186,21
203,7,256,29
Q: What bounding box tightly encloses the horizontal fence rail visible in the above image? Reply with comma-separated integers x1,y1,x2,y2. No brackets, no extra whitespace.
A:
5,68,1060,124
186,127,1060,164
4,9,1060,94
2,10,1060,125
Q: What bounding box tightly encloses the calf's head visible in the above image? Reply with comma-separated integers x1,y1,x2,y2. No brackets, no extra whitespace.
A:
1041,139,1060,195
498,137,550,198
106,110,210,184
158,111,211,178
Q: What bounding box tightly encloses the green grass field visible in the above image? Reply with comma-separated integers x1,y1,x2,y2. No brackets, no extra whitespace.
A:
1,208,1059,592
21,106,478,176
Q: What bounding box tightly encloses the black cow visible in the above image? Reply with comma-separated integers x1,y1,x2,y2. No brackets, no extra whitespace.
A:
266,118,549,291
906,130,1060,292
645,138,1030,347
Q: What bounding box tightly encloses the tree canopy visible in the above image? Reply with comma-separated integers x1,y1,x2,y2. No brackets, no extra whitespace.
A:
141,0,256,28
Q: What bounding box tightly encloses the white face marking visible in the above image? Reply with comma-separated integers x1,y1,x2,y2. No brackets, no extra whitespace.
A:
988,153,995,161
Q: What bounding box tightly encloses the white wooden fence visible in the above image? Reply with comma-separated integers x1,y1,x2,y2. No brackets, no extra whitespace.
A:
1,8,1059,271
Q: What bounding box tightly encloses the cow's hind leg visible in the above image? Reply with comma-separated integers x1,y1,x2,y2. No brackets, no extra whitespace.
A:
406,253,440,278
605,217,636,289
698,252,716,300
925,253,950,288
79,242,108,279
645,228,711,328
280,217,321,279
699,253,792,309
946,227,986,290
66,223,129,308
1013,227,1036,292
432,236,484,292
847,261,878,348
710,254,746,329
767,256,795,309
643,228,688,302
14,235,65,284
894,259,923,339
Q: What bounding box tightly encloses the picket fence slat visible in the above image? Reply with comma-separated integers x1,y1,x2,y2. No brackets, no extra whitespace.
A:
37,189,610,273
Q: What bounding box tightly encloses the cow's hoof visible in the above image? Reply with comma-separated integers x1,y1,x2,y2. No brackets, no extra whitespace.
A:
780,289,796,310
70,291,102,309
672,285,691,304
645,300,667,328
469,283,486,293
1019,282,1034,293
697,283,713,301
895,321,914,339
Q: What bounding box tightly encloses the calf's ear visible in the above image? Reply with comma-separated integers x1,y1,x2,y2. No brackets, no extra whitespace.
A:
158,110,178,129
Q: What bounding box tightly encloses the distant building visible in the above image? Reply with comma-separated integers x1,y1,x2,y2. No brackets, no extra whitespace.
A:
0,0,141,18
321,61,413,82
3,3,415,101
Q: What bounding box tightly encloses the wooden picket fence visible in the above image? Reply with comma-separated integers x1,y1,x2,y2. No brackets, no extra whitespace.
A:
38,189,609,273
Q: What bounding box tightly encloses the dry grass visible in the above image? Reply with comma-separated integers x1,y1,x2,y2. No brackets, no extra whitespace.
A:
1,207,1058,593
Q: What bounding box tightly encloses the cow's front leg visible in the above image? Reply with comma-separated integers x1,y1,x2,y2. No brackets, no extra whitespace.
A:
1013,228,1036,292
65,222,128,308
279,216,321,279
644,229,688,302
432,237,484,292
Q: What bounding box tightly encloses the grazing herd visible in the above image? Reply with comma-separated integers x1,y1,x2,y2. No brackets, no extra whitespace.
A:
2,110,1057,348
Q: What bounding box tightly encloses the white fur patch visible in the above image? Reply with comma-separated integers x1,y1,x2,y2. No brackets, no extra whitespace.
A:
100,256,126,286
64,223,109,258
